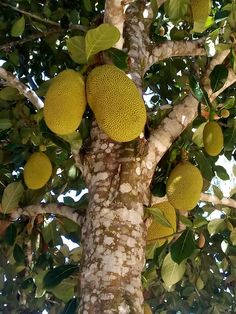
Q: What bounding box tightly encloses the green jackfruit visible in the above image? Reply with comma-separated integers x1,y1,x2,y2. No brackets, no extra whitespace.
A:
86,65,146,142
166,162,203,211
24,152,52,190
203,121,223,156
44,69,86,135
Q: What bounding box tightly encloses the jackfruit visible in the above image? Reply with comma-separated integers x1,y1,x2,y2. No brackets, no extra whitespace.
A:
191,0,211,22
86,65,146,142
166,162,203,211
203,121,223,156
24,152,52,189
146,201,176,246
144,303,153,314
44,69,86,135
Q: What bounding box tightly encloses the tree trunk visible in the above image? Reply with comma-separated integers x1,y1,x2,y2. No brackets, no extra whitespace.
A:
78,123,147,313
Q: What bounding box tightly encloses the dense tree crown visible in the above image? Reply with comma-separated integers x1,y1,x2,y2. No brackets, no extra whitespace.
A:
0,0,236,313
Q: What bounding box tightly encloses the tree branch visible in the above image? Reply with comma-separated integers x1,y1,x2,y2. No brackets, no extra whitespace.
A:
11,203,81,225
146,39,206,70
200,193,236,209
0,1,86,32
0,67,44,109
142,50,232,194
0,29,61,52
104,0,126,49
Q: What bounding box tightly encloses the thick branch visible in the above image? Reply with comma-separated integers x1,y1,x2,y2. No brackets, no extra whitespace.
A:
200,193,236,209
104,0,126,49
147,39,206,70
143,50,232,195
0,67,44,109
11,204,81,225
0,29,61,52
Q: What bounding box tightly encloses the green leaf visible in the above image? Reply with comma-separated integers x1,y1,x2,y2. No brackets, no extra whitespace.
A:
85,23,120,60
0,87,22,101
42,220,62,245
189,75,210,106
43,264,79,289
148,207,172,228
192,122,207,148
2,182,24,214
48,279,74,302
5,224,17,246
164,0,189,21
214,165,230,181
170,229,195,264
194,150,214,181
11,16,25,37
104,48,128,70
13,244,25,264
66,36,87,64
161,252,186,288
179,215,193,228
83,0,92,12
207,218,226,235
0,119,12,130
210,65,228,93
193,216,208,228
62,298,78,314
212,185,224,199
230,228,236,246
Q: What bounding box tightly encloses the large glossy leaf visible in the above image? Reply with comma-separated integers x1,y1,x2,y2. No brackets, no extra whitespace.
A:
104,48,128,70
161,253,186,288
85,24,120,60
43,264,79,288
210,64,228,93
170,229,195,264
66,36,87,64
62,298,78,314
5,224,17,246
214,165,230,181
1,182,24,214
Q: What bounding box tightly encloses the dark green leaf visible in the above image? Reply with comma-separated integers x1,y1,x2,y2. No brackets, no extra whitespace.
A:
0,119,12,130
61,298,78,314
210,65,228,93
194,150,215,181
170,229,195,264
214,165,230,181
13,244,25,264
43,264,79,289
66,36,87,64
151,181,166,197
189,75,211,106
104,48,128,70
5,224,17,246
148,207,172,228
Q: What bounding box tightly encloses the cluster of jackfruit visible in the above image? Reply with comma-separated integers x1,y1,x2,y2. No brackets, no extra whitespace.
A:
24,65,146,189
43,65,146,142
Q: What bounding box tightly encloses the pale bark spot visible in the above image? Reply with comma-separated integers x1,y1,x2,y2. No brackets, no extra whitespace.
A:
94,161,104,173
119,183,132,193
104,236,114,245
135,166,141,175
105,148,112,153
126,237,136,248
118,302,130,314
109,143,114,147
101,293,115,300
91,296,97,304
146,161,153,170
117,208,142,224
101,143,108,150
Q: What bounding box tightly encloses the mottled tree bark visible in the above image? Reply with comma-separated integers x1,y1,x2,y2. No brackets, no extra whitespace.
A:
78,124,147,313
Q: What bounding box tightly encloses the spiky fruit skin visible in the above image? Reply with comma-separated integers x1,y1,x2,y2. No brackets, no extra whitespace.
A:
146,202,176,246
23,152,52,190
166,162,203,211
144,303,153,314
191,0,211,21
44,69,86,135
86,65,146,142
203,121,223,156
